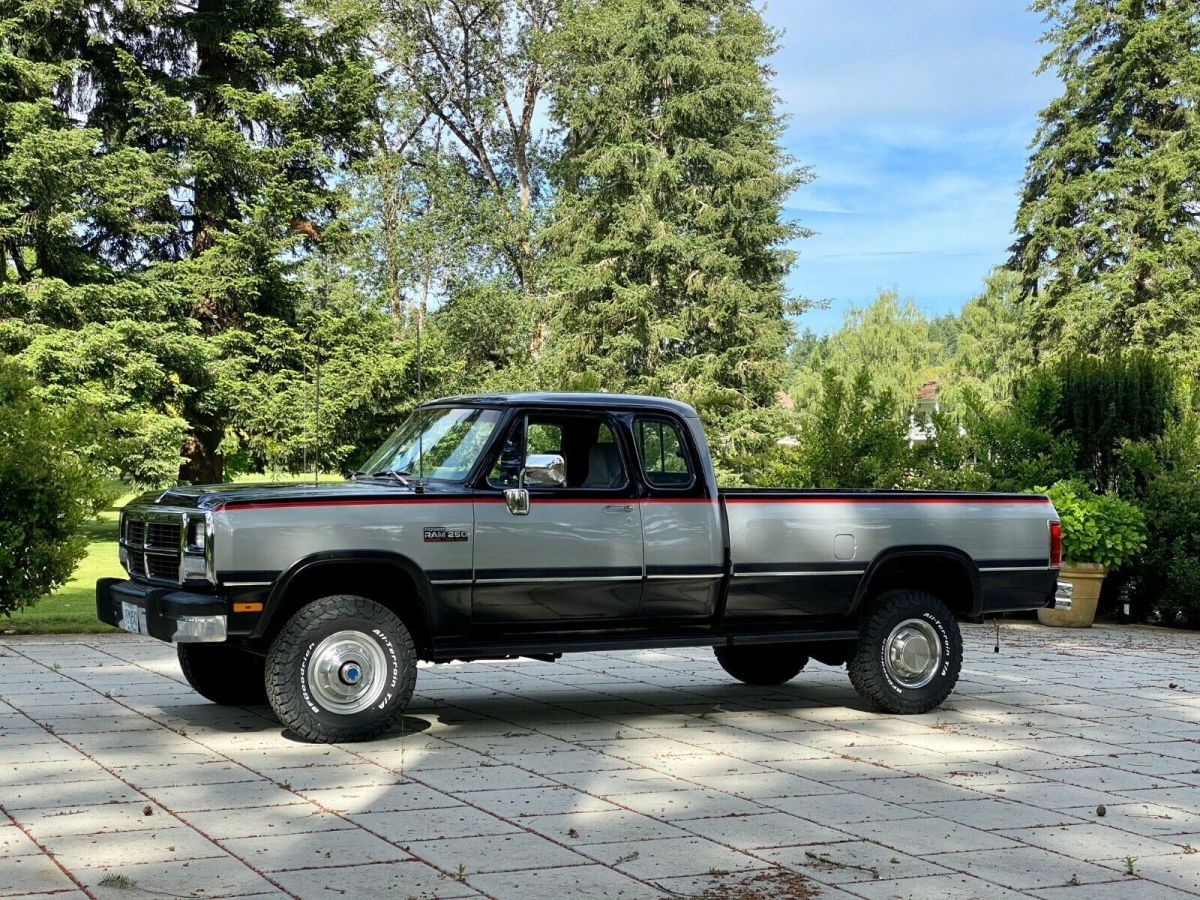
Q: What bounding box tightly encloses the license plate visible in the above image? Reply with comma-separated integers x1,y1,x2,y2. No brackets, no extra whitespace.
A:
120,601,149,635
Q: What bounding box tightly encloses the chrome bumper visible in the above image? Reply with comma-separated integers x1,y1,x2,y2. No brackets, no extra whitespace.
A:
1054,580,1073,611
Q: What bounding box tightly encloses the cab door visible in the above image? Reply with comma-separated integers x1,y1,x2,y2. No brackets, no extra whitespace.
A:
631,414,724,621
471,411,644,628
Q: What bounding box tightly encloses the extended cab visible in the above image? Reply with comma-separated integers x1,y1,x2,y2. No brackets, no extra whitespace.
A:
98,393,1070,742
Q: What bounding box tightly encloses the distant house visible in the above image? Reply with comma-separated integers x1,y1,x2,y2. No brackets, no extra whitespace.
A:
908,378,940,444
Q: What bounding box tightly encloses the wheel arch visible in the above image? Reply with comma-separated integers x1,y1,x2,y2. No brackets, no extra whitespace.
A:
252,550,437,651
851,545,982,620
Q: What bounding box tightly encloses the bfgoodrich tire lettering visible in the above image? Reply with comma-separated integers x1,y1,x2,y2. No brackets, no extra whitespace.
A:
848,589,963,714
266,595,416,743
177,643,267,706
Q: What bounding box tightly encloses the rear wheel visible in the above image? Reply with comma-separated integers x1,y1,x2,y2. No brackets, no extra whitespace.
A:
848,589,962,714
715,644,808,686
265,595,417,743
177,643,267,706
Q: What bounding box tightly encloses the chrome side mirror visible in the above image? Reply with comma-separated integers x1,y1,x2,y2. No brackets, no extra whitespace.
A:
504,487,529,516
503,453,565,516
522,453,566,487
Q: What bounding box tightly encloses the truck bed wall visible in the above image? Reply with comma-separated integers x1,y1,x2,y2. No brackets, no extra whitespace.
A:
721,490,1056,621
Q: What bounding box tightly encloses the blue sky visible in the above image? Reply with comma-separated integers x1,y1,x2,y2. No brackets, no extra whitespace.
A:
761,2,1061,334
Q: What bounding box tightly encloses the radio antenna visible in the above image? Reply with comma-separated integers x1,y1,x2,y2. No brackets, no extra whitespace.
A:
313,326,321,487
415,300,423,490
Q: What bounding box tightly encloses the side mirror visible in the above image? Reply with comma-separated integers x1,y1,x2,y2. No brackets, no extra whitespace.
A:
522,453,567,487
503,453,565,516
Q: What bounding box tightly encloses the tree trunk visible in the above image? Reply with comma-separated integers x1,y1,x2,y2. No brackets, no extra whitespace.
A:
179,426,224,485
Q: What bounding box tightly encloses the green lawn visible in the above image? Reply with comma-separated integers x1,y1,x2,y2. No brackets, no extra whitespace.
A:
3,473,343,635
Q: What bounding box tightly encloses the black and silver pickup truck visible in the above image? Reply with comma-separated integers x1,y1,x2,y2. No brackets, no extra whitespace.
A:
98,392,1069,742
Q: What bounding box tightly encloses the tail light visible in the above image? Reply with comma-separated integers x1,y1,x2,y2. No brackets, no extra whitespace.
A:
1049,520,1062,568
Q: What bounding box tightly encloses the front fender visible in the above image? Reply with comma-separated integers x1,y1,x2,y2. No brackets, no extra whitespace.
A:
252,550,439,642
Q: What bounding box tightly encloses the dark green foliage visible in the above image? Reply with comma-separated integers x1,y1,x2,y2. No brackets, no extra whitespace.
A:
1050,353,1180,492
956,375,1078,493
1,0,378,482
1012,0,1200,374
544,0,810,424
0,358,110,615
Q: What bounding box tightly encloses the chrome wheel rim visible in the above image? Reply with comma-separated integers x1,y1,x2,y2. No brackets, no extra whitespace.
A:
883,618,942,689
306,630,388,714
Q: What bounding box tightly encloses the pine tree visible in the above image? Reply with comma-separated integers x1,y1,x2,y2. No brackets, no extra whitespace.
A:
0,0,378,481
543,0,810,419
1011,0,1200,376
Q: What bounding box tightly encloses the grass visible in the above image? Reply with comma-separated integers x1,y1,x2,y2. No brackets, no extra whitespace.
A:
2,472,343,636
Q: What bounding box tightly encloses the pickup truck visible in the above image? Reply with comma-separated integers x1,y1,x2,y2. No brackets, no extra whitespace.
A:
97,392,1069,743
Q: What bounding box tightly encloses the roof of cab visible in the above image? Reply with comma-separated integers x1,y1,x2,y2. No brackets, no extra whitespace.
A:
422,392,699,418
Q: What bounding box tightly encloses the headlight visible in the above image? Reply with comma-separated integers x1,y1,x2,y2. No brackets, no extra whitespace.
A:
186,518,206,552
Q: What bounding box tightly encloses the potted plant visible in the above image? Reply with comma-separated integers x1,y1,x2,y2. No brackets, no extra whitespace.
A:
1036,480,1147,628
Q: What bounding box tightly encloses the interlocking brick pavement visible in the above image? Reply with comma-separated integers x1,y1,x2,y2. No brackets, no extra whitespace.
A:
1,622,1198,899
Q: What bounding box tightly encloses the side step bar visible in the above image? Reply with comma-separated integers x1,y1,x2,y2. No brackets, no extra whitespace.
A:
432,629,860,659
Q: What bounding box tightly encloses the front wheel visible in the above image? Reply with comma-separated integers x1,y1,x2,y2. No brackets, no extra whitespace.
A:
848,589,962,714
265,595,417,743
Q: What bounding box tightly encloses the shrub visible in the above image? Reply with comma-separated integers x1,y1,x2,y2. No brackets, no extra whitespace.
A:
1039,480,1147,570
1048,353,1180,493
759,368,908,489
0,359,111,616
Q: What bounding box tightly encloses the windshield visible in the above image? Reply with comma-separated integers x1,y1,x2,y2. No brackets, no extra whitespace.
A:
360,407,502,482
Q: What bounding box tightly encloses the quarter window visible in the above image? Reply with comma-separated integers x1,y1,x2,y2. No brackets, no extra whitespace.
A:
635,419,693,488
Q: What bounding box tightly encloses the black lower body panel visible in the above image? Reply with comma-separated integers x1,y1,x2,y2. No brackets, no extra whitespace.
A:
979,568,1059,614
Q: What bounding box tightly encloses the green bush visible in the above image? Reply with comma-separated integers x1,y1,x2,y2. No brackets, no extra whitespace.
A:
1039,480,1147,570
1048,353,1180,493
0,358,111,617
1124,418,1200,627
758,368,908,489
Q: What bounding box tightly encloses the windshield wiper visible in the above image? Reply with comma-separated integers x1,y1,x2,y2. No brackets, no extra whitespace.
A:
371,469,411,486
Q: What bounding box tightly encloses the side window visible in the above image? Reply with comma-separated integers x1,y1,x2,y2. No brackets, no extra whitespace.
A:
527,423,562,455
635,418,694,488
486,419,567,488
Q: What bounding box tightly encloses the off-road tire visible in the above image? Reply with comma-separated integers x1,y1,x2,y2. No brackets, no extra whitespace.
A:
848,589,963,714
715,644,808,686
177,643,268,706
265,595,417,743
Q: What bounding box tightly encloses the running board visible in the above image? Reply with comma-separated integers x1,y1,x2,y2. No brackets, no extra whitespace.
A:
431,629,860,659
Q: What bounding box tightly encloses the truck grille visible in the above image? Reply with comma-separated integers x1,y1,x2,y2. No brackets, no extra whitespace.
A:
122,513,183,584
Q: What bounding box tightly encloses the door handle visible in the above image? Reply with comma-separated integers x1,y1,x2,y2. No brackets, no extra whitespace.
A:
604,504,634,514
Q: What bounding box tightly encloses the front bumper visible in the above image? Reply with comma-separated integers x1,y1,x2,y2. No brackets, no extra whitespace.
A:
97,578,227,643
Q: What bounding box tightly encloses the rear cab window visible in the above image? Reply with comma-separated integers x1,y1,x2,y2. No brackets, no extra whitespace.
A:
634,418,694,488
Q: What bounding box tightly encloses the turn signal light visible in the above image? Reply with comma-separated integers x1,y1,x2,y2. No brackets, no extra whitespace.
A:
1049,520,1063,568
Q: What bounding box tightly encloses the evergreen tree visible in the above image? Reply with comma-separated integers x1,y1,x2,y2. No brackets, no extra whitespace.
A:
0,0,377,482
543,0,810,420
1011,0,1200,375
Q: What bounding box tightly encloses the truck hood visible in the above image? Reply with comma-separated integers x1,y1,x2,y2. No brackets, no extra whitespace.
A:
131,479,470,511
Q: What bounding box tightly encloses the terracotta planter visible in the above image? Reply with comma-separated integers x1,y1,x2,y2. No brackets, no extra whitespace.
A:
1038,561,1108,628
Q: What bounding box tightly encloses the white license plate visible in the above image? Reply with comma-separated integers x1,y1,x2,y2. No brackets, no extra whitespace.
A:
120,601,149,635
